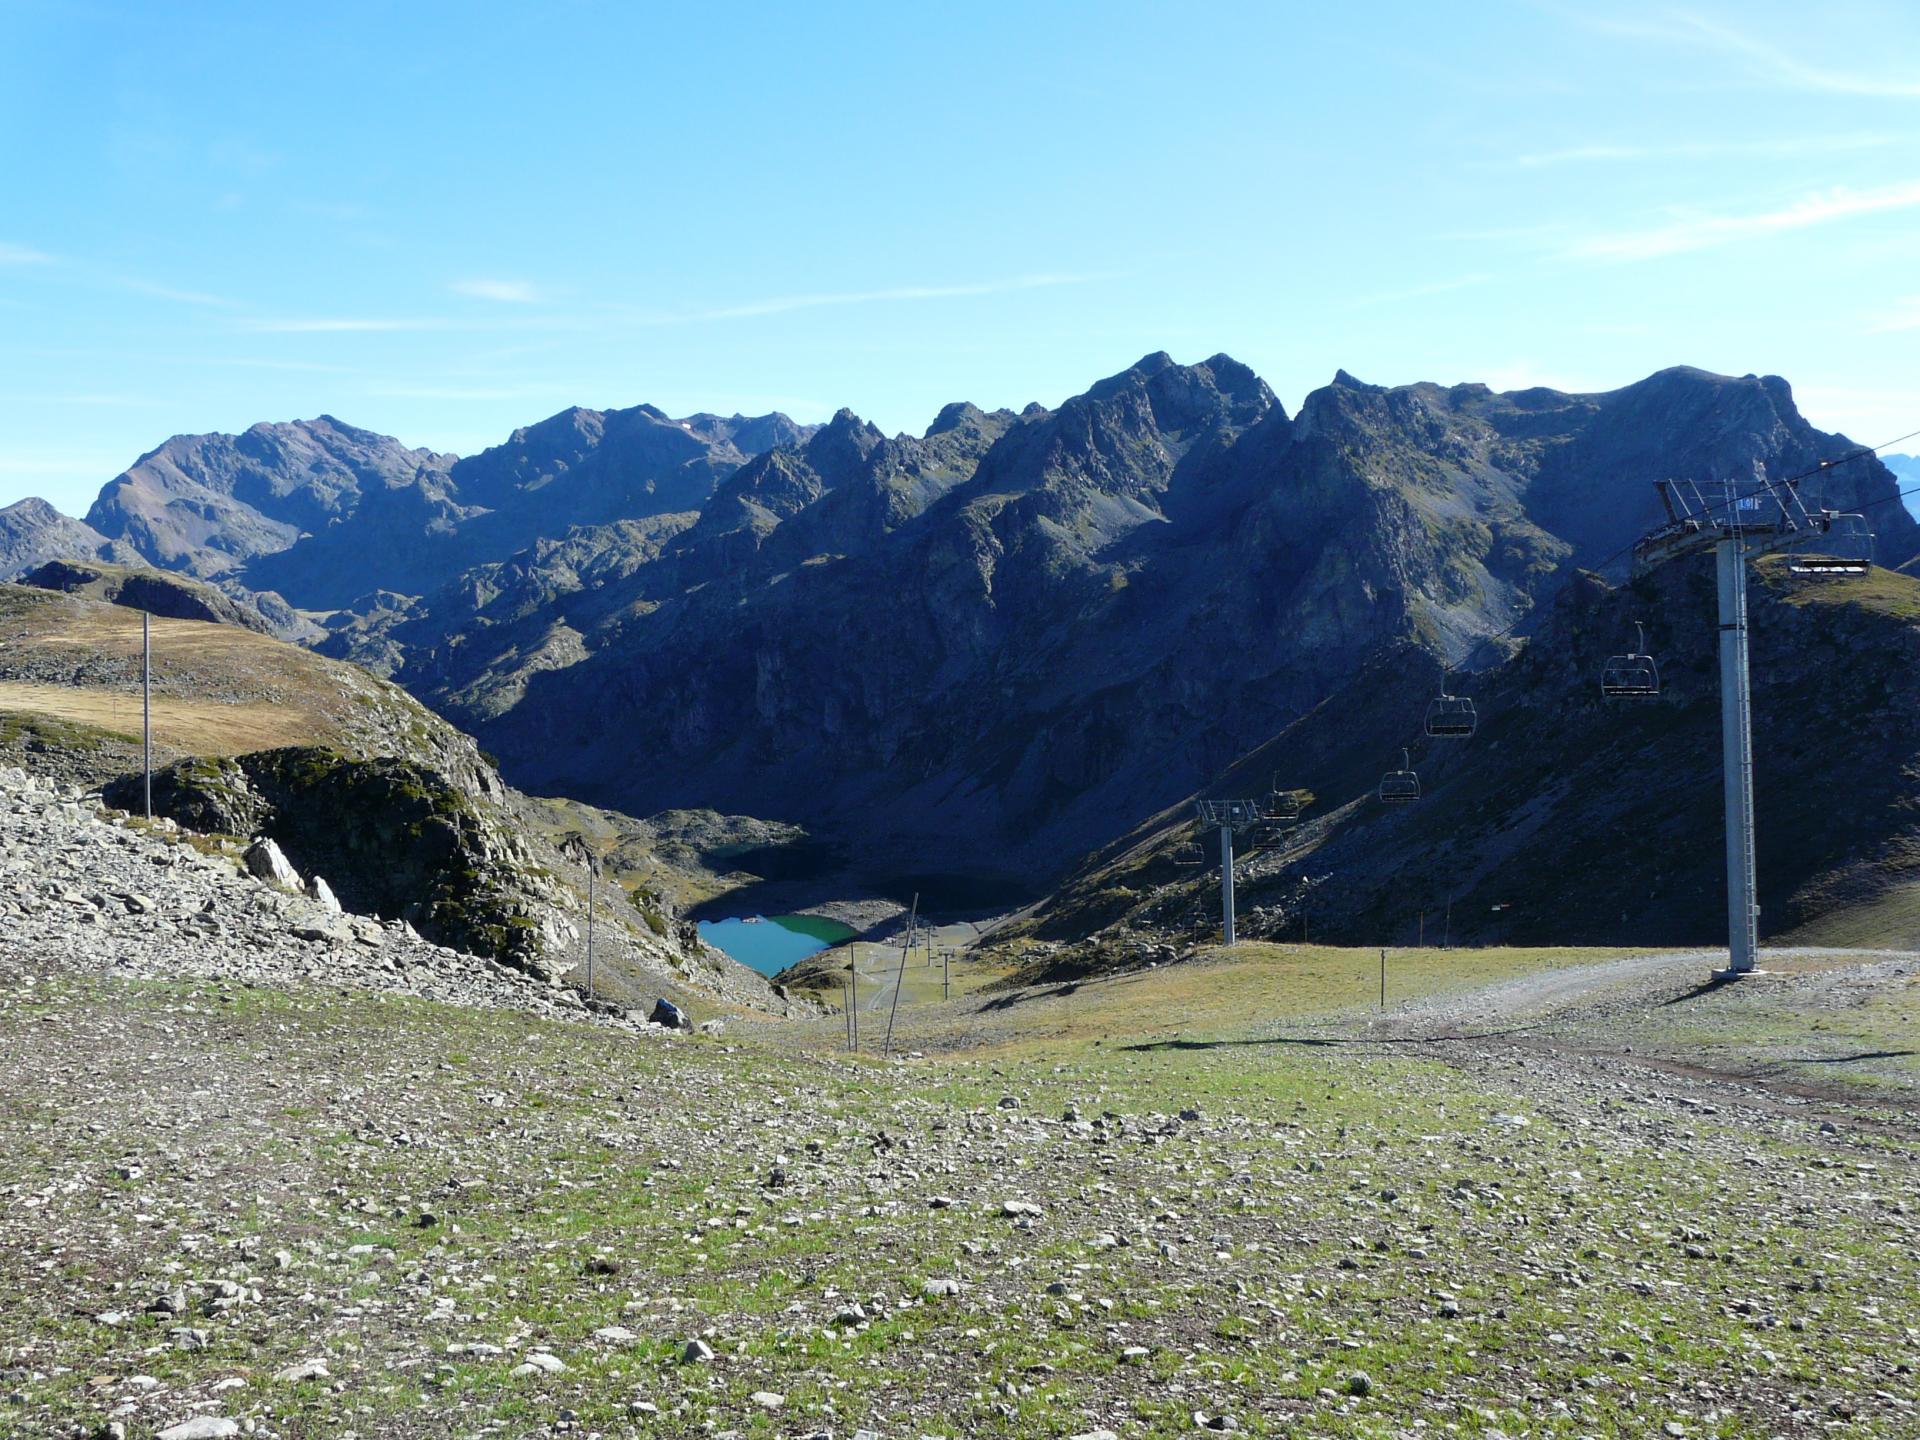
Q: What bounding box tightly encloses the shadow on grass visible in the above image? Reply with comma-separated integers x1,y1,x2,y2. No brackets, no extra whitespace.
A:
1119,1023,1546,1053
1660,976,1746,1007
1788,1049,1917,1065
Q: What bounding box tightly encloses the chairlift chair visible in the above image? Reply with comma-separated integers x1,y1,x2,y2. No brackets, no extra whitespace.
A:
1378,748,1420,804
1424,685,1477,739
1264,776,1303,822
1173,841,1205,867
1787,512,1873,577
1601,621,1661,700
1247,819,1288,849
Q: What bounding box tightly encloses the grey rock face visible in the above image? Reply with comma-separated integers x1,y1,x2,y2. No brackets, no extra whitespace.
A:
429,359,1919,887
0,497,141,579
18,558,282,636
244,838,302,890
305,875,341,914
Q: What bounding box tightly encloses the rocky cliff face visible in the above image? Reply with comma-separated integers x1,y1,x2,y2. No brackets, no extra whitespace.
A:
352,356,1916,889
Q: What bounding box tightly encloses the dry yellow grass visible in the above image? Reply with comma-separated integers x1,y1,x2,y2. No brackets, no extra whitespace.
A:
0,682,316,754
0,585,424,764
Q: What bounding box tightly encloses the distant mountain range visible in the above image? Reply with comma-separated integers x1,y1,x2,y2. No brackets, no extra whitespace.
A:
1883,453,1920,516
6,355,1916,912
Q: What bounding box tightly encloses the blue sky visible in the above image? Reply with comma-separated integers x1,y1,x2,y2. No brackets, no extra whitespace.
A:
4,0,1920,517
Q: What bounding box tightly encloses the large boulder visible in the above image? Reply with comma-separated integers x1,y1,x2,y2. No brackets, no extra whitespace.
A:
244,838,302,890
649,998,692,1031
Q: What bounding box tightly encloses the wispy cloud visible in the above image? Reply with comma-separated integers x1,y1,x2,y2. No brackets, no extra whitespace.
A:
112,275,235,307
243,317,450,334
0,242,52,265
1566,178,1920,261
451,278,541,304
684,272,1102,322
364,382,564,401
1566,9,1920,98
1351,274,1489,306
1870,296,1920,333
1515,133,1900,168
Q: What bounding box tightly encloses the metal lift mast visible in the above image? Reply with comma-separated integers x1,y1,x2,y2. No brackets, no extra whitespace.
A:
1631,474,1867,978
1194,797,1284,945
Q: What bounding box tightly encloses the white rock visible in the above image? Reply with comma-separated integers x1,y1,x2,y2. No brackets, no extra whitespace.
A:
306,875,342,914
244,839,301,891
272,1360,330,1383
158,1420,240,1440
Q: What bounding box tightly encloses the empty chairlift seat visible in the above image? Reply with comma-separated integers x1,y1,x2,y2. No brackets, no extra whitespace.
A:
1787,512,1873,577
1601,621,1660,700
1264,778,1303,822
1378,748,1420,804
1425,692,1477,738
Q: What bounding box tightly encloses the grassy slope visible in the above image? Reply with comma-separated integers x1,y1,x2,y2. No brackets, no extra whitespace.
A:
0,583,436,762
4,948,1913,1438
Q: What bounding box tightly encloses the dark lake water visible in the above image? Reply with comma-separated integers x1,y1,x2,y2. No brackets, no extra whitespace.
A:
696,914,856,976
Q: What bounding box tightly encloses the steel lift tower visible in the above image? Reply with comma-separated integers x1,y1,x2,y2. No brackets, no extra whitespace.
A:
1630,474,1871,979
1194,797,1290,945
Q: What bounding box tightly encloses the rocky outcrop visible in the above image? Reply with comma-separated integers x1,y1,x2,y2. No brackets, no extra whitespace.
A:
0,498,141,578
20,559,283,636
106,747,590,974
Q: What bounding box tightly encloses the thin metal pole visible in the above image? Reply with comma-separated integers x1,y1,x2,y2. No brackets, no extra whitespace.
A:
883,894,917,1057
1443,900,1452,951
1220,825,1235,946
849,943,858,1052
142,612,152,822
1379,948,1386,1010
585,864,595,999
942,945,949,1001
1715,537,1760,976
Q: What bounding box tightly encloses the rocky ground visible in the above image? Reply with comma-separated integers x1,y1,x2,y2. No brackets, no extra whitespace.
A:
2,774,1916,1437
0,764,730,1030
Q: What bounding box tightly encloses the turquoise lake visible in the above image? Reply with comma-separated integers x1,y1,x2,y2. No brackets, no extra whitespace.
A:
696,914,856,976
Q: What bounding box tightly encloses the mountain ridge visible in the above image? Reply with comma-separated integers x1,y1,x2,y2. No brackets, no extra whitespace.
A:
16,353,1917,914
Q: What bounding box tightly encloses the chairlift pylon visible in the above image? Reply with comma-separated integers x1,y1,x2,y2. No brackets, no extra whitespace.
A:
1787,511,1873,577
1425,672,1477,739
1378,747,1420,804
1601,621,1661,700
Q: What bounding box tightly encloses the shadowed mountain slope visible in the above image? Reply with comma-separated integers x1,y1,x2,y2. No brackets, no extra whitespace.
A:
1012,556,1920,962
345,356,1915,888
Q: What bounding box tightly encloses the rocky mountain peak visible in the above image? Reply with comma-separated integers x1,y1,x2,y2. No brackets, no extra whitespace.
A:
0,497,140,579
926,401,986,437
